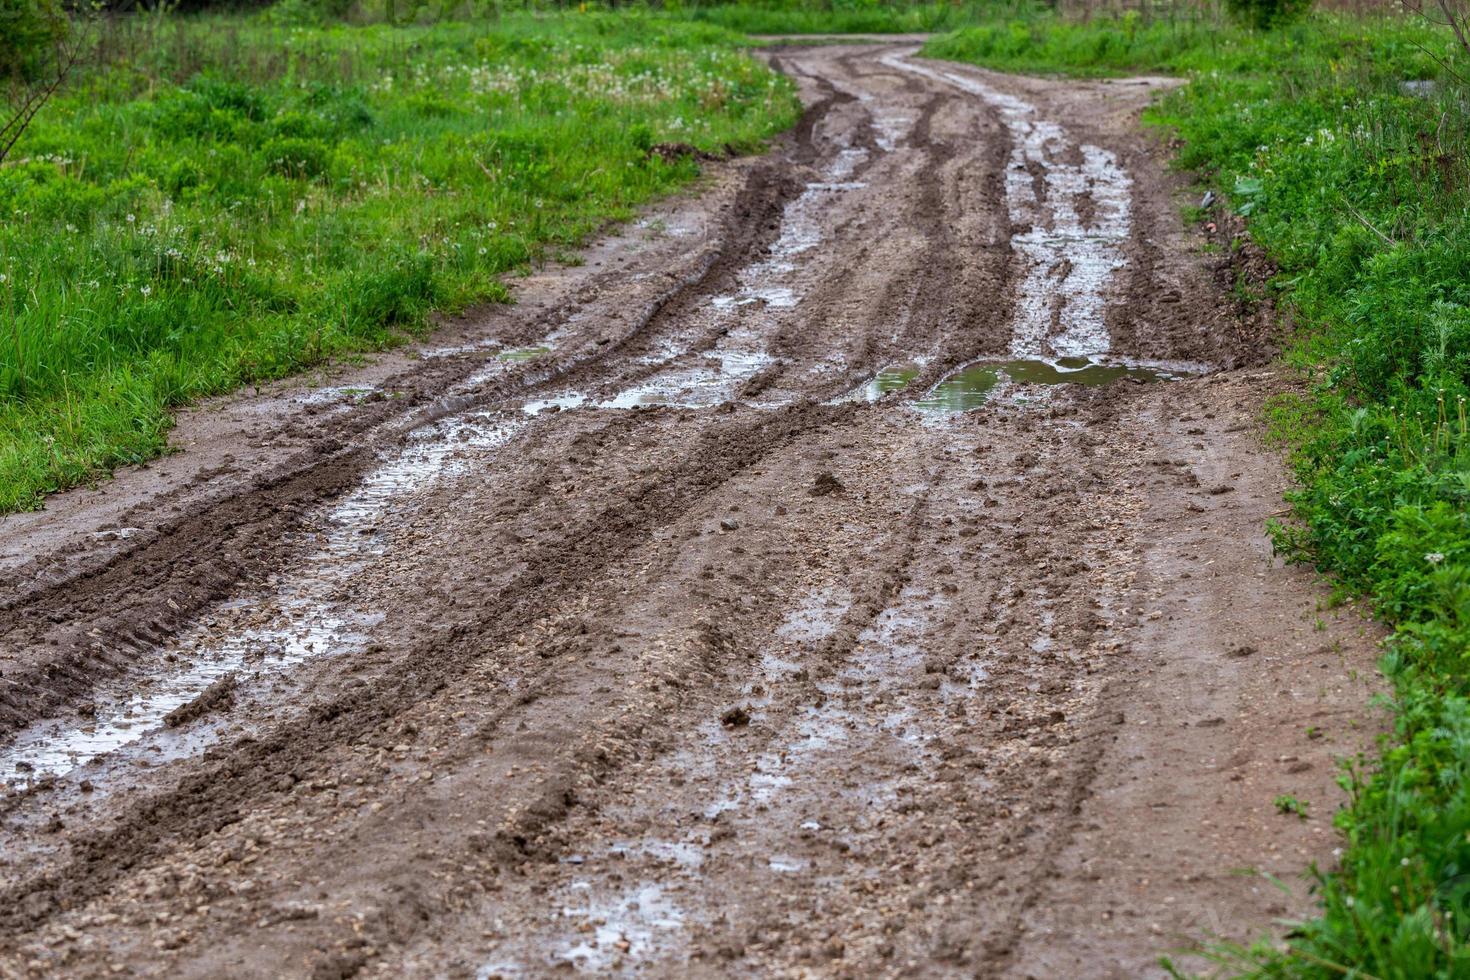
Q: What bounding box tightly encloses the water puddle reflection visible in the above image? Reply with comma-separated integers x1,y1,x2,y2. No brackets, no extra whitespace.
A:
916,356,1187,414
836,363,922,404
498,346,552,363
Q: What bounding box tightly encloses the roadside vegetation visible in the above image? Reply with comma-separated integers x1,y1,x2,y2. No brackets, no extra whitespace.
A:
682,0,997,34
0,9,797,511
928,6,1470,977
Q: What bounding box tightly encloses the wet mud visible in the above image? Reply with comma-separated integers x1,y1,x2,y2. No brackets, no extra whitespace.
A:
0,44,1381,979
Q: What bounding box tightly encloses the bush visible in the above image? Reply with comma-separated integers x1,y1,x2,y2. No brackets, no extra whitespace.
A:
1224,0,1314,30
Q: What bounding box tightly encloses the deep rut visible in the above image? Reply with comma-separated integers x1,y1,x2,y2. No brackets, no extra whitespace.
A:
0,44,1380,979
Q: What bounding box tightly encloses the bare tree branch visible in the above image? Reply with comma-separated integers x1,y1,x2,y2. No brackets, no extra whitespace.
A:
1437,0,1470,62
1,10,90,167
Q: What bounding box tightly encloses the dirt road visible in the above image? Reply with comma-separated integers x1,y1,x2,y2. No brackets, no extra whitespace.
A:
0,44,1380,978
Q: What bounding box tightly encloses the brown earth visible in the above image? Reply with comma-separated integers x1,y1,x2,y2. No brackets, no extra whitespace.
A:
0,44,1381,979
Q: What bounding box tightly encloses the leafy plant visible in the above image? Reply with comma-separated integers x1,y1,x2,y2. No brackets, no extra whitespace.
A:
1274,794,1310,819
1224,0,1314,30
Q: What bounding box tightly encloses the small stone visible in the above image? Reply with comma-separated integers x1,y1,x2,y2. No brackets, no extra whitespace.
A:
809,472,844,497
720,705,751,728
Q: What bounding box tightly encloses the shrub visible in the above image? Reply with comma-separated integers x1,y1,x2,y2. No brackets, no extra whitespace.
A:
1224,0,1314,30
261,135,331,179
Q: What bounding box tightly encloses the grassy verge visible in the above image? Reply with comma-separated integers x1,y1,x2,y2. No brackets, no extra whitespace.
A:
0,10,797,511
679,0,1006,35
927,12,1470,978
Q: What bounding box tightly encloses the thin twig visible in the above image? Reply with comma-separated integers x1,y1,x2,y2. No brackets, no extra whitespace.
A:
1343,201,1396,247
1403,32,1470,87
1437,0,1470,65
0,19,89,166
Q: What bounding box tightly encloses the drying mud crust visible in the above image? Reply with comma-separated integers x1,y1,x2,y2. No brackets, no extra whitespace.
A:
0,44,1380,978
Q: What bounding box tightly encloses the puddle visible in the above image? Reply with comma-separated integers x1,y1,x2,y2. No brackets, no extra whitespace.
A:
915,357,1183,413
773,586,851,646
591,153,867,413
711,287,797,310
608,839,705,870
601,349,774,411
523,393,589,415
498,346,552,362
338,413,528,521
707,585,944,820
474,880,686,978
828,146,870,181
835,363,921,404
422,339,499,359
425,341,553,363
636,214,702,239
463,344,556,388
873,110,914,151
557,882,686,974
294,385,377,407
90,526,142,543
521,348,778,414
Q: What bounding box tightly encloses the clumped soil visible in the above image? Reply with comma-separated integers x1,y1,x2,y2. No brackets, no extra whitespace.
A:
0,45,1378,979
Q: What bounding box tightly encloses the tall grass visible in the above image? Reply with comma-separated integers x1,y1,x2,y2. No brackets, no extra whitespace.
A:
0,10,798,511
677,0,1018,34
929,10,1470,976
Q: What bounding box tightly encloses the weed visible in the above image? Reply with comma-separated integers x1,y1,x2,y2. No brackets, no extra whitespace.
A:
681,0,1006,35
0,10,798,510
1275,794,1311,819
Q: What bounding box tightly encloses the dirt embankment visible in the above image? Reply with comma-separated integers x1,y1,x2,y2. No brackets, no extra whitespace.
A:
0,44,1378,979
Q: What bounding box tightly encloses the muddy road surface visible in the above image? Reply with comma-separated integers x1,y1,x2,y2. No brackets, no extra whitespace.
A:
0,44,1380,979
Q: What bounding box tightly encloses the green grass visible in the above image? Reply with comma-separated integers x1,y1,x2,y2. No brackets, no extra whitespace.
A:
678,0,1009,35
0,10,798,511
924,8,1442,76
927,10,1470,978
